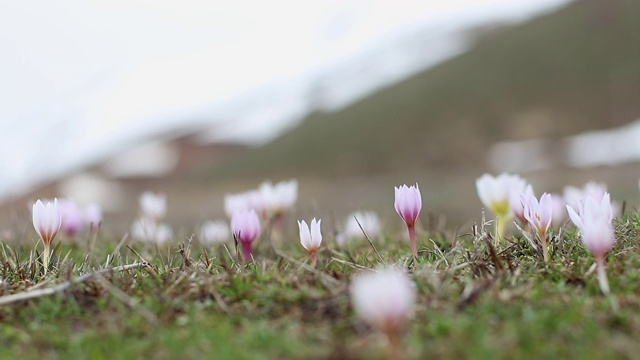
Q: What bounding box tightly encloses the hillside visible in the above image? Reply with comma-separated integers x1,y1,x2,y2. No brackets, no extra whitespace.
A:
209,0,640,179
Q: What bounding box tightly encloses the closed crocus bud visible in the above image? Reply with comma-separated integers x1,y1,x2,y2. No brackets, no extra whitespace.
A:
298,218,322,267
32,198,62,273
58,199,84,237
394,183,422,257
350,267,416,353
566,192,615,295
522,191,553,262
139,191,167,221
231,209,261,261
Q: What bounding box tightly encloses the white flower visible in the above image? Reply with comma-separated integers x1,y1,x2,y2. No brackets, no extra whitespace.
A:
350,267,416,332
298,218,322,253
344,211,381,240
139,191,167,220
566,192,615,259
476,173,527,218
200,220,230,245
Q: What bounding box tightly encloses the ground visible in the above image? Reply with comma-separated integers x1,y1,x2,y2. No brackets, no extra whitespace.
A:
1,211,639,360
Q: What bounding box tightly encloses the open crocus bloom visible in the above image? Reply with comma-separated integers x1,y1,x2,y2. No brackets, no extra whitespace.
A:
522,191,553,239
350,267,416,336
510,184,534,224
476,173,527,218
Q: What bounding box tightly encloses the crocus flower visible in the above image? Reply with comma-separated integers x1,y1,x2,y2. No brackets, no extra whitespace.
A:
566,192,615,295
84,203,103,232
259,179,298,216
298,218,322,267
139,191,167,221
32,198,62,273
522,191,553,262
58,198,84,237
200,220,230,245
231,209,261,261
394,183,422,257
350,267,416,354
344,211,382,241
131,218,173,245
475,173,527,242
510,183,534,225
549,193,566,227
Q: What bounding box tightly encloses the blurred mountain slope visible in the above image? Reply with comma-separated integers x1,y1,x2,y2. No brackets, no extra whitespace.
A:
209,0,640,179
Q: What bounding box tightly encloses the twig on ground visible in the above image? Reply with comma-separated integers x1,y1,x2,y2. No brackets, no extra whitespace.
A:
0,262,148,306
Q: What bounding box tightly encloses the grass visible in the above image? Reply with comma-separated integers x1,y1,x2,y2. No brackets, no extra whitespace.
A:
2,211,640,359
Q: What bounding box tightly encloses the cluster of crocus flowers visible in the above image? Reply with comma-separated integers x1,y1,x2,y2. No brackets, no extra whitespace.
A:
566,192,615,296
57,199,103,237
394,183,422,257
298,218,322,267
475,173,527,242
231,209,261,261
32,199,62,273
350,267,416,358
521,189,553,262
224,179,298,220
131,192,173,244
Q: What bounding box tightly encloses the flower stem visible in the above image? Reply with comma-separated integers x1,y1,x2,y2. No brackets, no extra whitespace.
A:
43,244,50,275
241,242,252,261
540,234,549,263
408,224,417,258
495,216,507,243
596,256,619,312
310,251,317,268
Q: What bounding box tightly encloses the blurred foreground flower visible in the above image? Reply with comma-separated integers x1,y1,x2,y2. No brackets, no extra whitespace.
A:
475,173,526,242
350,267,415,358
298,218,322,267
200,220,230,245
32,199,62,273
394,183,421,257
231,209,261,261
522,190,553,262
566,192,615,296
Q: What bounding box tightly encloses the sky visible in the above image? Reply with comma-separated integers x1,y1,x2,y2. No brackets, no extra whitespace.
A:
0,0,571,201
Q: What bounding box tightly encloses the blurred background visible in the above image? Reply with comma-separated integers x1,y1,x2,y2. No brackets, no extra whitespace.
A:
2,0,640,236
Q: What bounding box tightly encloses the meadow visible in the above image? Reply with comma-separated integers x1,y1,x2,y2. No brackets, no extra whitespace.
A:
2,185,640,360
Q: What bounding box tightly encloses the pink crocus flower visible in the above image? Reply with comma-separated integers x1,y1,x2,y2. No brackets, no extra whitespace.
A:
231,209,261,261
350,267,416,354
394,183,422,257
298,218,322,267
510,184,534,225
32,198,62,273
58,199,84,237
522,191,553,262
566,192,615,295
